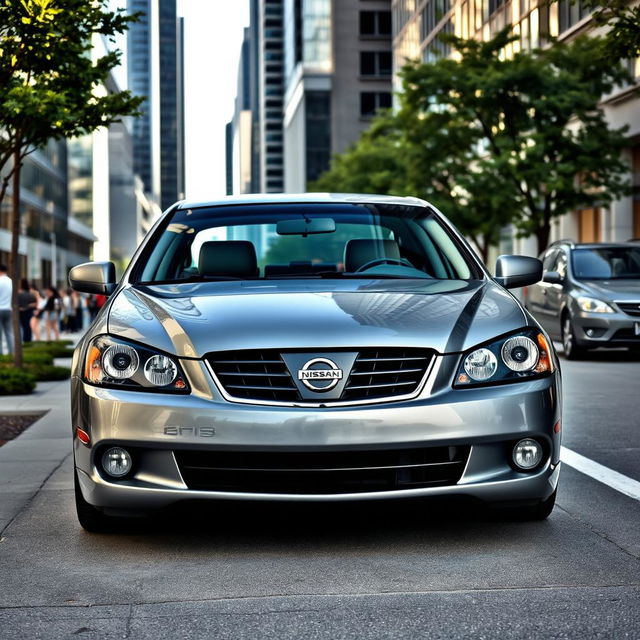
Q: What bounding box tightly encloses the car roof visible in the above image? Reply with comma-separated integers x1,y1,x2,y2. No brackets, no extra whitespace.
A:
550,241,638,250
175,193,429,210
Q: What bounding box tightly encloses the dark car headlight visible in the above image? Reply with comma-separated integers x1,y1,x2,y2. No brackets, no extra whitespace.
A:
454,328,554,388
84,335,189,393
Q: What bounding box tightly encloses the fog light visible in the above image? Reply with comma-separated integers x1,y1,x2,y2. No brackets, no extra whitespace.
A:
102,447,132,478
513,439,543,470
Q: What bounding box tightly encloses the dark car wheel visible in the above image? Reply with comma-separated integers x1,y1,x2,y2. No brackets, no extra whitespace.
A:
493,488,557,521
75,470,126,533
562,315,586,360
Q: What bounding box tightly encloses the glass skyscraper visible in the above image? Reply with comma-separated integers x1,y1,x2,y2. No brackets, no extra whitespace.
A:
127,0,185,211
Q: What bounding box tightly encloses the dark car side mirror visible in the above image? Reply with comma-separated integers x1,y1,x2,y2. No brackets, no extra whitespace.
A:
542,271,563,285
68,261,117,295
494,255,543,289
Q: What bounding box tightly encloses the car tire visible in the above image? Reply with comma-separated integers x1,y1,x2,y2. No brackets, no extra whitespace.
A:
493,489,557,521
562,315,586,360
75,470,117,533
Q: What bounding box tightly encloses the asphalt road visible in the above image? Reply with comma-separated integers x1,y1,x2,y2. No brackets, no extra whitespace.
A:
1,349,639,639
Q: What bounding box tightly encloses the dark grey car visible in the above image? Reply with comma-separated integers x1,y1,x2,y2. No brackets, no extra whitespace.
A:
69,194,561,532
526,241,640,358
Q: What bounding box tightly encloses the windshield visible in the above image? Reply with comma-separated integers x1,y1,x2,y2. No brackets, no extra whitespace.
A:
134,203,478,284
572,247,640,280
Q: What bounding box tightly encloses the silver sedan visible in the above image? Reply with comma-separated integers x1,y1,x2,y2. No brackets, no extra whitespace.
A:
69,194,561,532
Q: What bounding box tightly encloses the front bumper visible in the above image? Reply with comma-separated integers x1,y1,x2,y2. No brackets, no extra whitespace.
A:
72,355,562,510
573,310,640,347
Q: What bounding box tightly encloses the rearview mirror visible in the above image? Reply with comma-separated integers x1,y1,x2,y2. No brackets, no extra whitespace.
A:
494,255,542,289
276,218,336,236
68,261,117,295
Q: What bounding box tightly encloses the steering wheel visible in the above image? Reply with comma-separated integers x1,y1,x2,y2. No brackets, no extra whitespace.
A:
354,257,414,272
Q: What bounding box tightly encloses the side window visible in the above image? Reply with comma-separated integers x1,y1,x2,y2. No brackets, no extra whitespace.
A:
553,251,568,280
542,250,557,272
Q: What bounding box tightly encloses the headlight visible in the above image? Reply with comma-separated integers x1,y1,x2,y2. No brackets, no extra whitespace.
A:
455,329,554,388
577,296,614,314
84,335,189,393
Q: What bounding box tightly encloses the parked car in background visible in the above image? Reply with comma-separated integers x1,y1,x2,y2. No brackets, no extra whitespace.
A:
526,241,640,359
69,194,561,532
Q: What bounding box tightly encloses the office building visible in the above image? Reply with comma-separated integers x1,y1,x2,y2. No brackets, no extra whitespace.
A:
283,0,392,192
128,0,185,211
391,0,640,250
68,41,161,275
259,0,285,193
0,139,75,288
226,0,281,195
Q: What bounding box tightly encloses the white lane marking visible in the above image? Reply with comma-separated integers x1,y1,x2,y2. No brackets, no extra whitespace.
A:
561,446,640,502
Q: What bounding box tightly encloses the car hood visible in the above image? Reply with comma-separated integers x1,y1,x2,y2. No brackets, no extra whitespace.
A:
580,279,640,301
107,279,527,358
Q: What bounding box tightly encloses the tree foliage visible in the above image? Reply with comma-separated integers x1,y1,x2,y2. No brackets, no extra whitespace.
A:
0,0,143,367
313,28,632,260
569,0,640,63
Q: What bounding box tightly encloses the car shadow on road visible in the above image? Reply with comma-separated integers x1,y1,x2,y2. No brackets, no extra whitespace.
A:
96,496,549,544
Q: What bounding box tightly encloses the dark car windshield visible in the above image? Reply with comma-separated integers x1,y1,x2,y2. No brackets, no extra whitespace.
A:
572,247,640,280
134,203,479,284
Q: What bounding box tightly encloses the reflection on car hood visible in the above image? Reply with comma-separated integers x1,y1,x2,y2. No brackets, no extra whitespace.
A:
107,279,527,357
581,279,640,301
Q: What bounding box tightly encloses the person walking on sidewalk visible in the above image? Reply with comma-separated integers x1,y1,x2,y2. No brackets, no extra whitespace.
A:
0,265,13,354
43,286,61,341
17,278,36,343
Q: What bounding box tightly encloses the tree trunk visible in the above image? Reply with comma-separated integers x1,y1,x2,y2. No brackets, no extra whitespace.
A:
536,222,551,256
9,150,23,369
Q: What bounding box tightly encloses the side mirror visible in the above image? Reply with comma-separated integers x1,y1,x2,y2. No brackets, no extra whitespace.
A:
542,271,563,285
68,261,117,295
494,255,543,289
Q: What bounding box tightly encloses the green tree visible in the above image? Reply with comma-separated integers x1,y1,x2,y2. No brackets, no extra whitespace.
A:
0,0,142,367
557,1,640,63
401,29,631,253
312,115,409,197
315,28,632,260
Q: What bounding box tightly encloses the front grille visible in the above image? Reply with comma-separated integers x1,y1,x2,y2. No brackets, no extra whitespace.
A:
175,446,470,494
611,328,640,342
208,350,298,403
616,302,640,318
207,347,434,404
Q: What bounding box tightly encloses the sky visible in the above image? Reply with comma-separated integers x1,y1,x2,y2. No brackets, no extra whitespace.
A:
111,0,250,201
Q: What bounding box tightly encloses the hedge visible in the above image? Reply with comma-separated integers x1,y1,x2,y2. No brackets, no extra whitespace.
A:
0,369,37,395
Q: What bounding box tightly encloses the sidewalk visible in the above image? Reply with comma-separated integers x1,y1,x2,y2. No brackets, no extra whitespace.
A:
0,333,83,535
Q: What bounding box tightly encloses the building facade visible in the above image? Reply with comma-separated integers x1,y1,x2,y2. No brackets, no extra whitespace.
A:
283,0,393,192
0,139,78,288
391,0,640,254
128,0,185,211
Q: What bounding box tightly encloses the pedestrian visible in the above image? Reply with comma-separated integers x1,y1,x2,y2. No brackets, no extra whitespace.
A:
43,286,61,341
69,289,80,333
61,288,73,333
30,282,43,342
17,278,36,343
0,264,13,354
87,294,97,320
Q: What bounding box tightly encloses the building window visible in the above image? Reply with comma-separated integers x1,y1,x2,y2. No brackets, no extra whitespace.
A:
359,11,392,37
360,51,392,76
360,91,392,117
489,0,506,15
305,91,331,184
558,0,591,33
421,0,451,42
